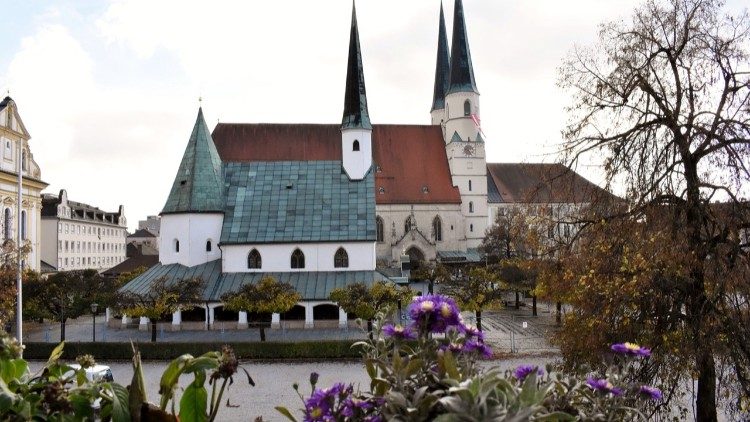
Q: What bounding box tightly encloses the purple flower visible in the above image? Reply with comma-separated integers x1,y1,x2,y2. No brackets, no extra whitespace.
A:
586,377,622,396
382,323,417,340
309,372,319,387
513,365,544,382
440,342,464,354
639,385,663,401
611,342,651,357
341,397,373,417
408,294,461,333
459,323,485,341
304,383,351,421
463,339,493,359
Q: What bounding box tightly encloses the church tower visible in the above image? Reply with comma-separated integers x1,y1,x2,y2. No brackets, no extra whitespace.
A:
341,2,372,181
441,0,488,248
430,3,450,126
159,107,225,267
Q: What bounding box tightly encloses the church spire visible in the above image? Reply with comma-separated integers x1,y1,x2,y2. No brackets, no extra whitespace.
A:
161,107,224,215
447,0,478,95
341,1,372,130
431,2,451,112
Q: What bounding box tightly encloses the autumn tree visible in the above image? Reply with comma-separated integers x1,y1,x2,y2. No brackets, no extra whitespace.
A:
221,276,301,342
439,266,505,331
24,269,115,341
117,276,205,342
554,0,750,419
330,281,413,337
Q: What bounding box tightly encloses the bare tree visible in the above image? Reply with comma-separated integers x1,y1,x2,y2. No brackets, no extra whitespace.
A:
558,0,749,420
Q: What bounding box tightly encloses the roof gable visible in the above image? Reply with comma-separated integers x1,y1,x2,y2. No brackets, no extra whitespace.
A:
0,97,30,139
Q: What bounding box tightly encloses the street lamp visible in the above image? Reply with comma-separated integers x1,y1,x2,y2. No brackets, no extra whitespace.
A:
90,303,99,342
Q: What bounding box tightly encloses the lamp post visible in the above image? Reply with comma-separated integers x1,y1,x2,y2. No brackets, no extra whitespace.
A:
90,303,98,342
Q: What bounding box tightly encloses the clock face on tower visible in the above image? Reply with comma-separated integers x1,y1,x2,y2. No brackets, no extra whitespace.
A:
463,144,475,157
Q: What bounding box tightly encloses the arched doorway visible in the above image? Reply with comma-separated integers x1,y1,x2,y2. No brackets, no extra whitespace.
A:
313,304,339,320
213,306,239,322
405,246,425,271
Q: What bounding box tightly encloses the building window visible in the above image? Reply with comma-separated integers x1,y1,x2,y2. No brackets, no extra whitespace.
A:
206,240,212,252
376,216,384,243
3,208,10,240
469,202,474,213
404,216,415,234
470,224,474,232
353,140,360,151
464,100,471,116
468,180,472,191
334,247,349,268
247,249,262,269
433,216,442,242
21,210,27,239
174,239,180,253
291,248,305,269
58,223,62,233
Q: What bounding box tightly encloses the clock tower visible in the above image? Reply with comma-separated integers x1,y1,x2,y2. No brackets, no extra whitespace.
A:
435,0,488,248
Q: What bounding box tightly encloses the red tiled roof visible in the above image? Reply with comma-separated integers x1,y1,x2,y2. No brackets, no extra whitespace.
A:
212,123,461,205
486,163,616,204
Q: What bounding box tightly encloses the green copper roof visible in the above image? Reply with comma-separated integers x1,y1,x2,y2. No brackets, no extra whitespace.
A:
431,3,451,112
451,131,462,143
119,259,393,301
447,0,479,95
220,161,375,244
162,108,224,214
341,2,372,130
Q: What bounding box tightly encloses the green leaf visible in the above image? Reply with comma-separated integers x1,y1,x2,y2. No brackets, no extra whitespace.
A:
183,356,219,374
274,406,299,422
129,347,147,418
159,354,193,410
534,411,576,421
46,342,65,366
69,394,94,419
179,372,208,422
108,383,131,422
0,359,27,384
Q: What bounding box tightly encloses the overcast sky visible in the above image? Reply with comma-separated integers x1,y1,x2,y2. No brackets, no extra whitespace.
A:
1,0,745,231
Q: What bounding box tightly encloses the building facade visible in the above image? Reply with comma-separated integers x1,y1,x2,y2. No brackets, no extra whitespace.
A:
40,189,127,272
137,215,160,236
0,96,47,271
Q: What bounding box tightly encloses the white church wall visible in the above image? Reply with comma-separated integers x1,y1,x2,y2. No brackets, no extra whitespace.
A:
341,128,372,180
221,242,375,272
159,213,223,267
444,92,481,143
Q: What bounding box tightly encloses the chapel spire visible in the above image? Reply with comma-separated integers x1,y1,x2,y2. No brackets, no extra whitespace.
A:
161,107,224,215
431,2,451,112
341,1,372,130
447,0,478,95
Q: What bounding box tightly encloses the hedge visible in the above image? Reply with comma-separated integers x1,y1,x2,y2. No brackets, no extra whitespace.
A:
22,340,366,361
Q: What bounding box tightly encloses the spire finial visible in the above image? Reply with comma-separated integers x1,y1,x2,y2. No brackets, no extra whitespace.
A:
341,0,372,130
448,0,478,95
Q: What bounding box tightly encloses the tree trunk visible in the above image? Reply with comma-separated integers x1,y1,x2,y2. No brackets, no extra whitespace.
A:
532,295,537,317
259,326,266,342
515,291,520,309
696,348,717,422
151,321,157,342
555,302,562,325
60,318,66,342
367,319,373,340
476,309,482,332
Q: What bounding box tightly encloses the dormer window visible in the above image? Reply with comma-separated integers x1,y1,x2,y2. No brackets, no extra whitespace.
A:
353,140,360,151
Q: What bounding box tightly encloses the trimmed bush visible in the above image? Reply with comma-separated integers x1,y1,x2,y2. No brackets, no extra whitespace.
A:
22,340,365,361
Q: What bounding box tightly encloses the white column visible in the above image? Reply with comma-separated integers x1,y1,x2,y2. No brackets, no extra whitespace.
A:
139,316,149,331
304,304,314,329
238,311,248,329
105,307,111,322
209,307,215,325
121,315,130,327
338,307,348,329
172,310,182,326
271,313,281,329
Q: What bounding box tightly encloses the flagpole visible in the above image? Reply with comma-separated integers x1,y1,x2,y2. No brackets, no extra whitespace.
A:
16,134,23,348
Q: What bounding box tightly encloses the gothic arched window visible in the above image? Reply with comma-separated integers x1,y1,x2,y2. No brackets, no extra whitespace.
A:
291,248,305,269
206,240,212,252
334,247,349,268
248,249,262,269
404,216,416,234
468,180,472,191
376,216,384,242
469,202,474,213
433,216,442,242
3,209,11,240
464,100,471,116
353,140,360,151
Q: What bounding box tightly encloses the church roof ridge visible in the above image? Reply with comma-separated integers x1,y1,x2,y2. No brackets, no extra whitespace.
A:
161,107,225,215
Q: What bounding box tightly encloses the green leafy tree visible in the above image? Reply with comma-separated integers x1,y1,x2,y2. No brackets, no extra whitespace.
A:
221,276,301,341
0,240,33,330
115,265,148,288
330,281,413,336
556,0,750,418
440,267,505,331
117,277,205,342
24,269,110,341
